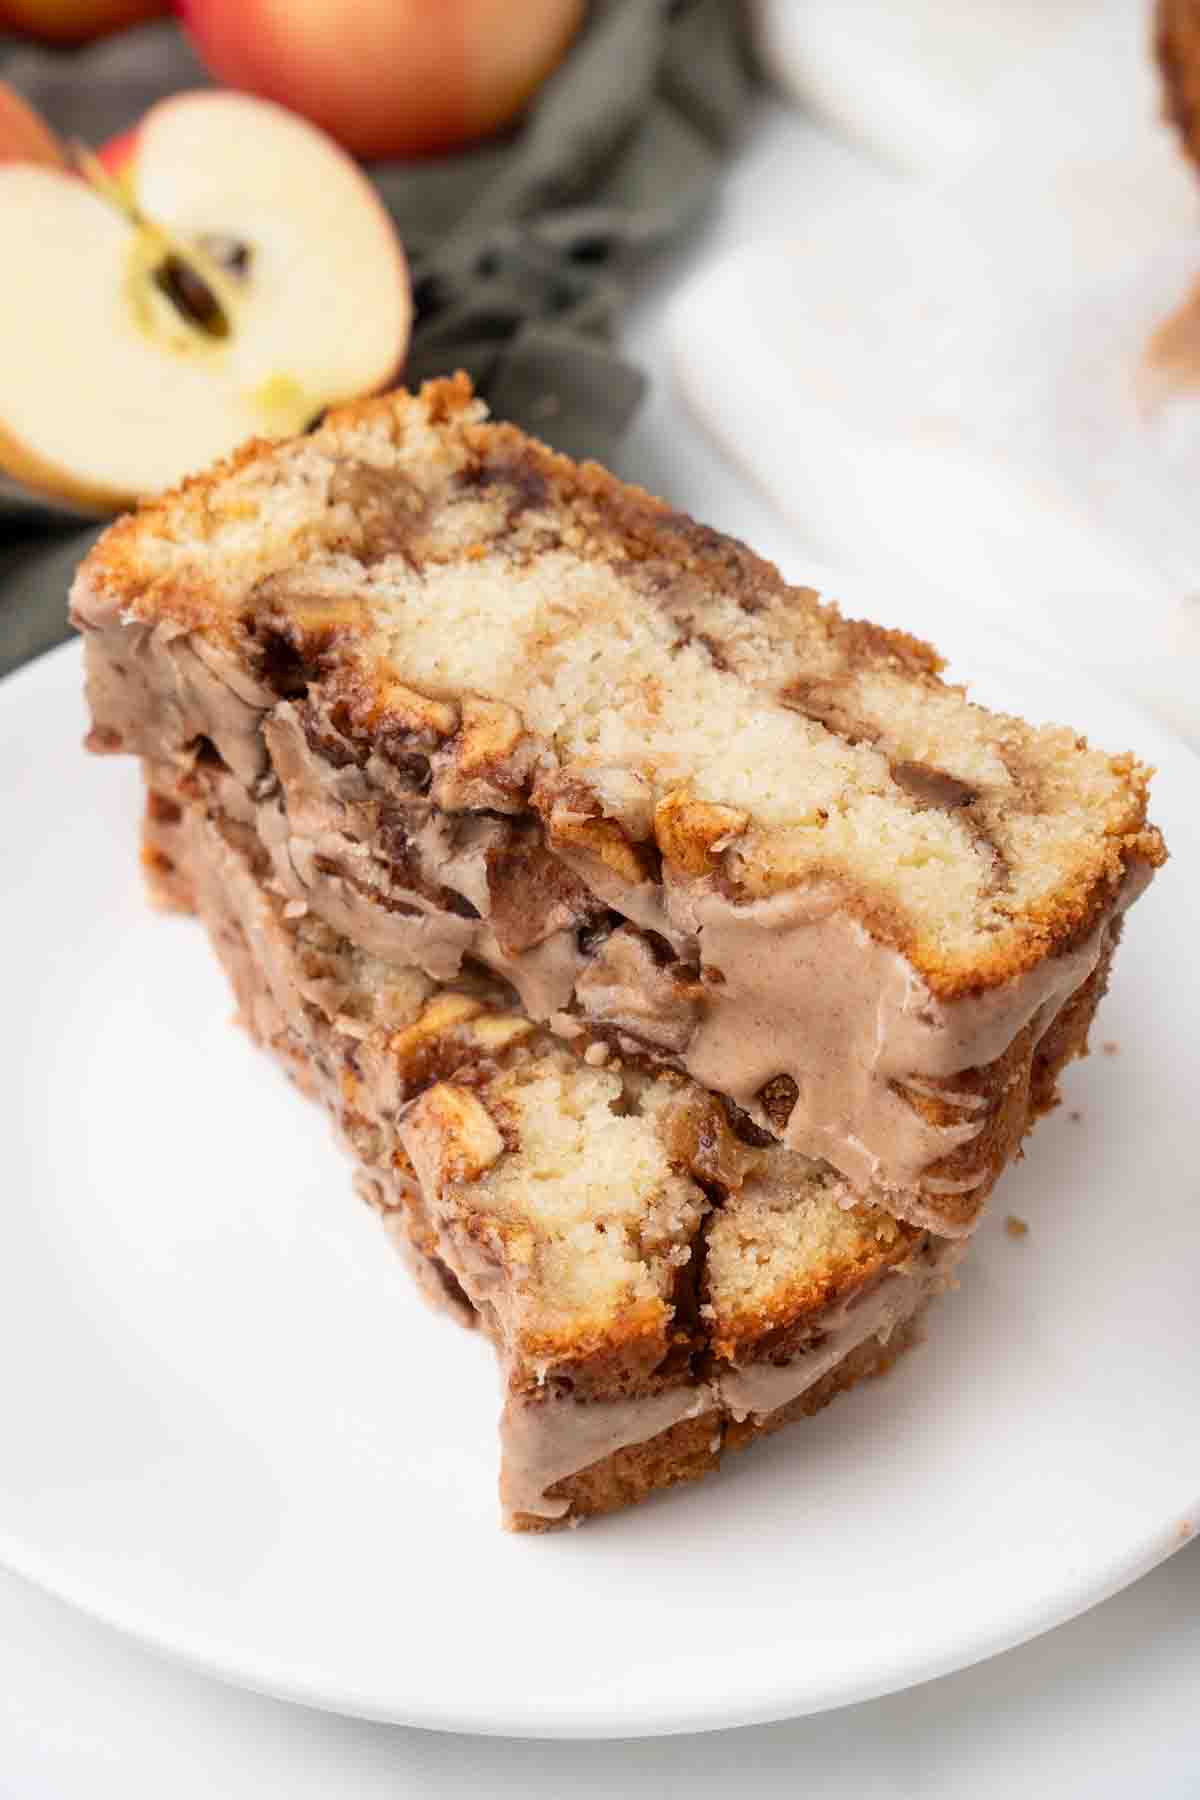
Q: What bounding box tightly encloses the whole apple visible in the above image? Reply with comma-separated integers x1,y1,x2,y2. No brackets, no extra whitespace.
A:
177,0,586,160
0,0,167,44
0,80,63,165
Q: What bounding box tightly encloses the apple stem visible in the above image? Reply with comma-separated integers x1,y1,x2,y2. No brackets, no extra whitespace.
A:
67,140,143,226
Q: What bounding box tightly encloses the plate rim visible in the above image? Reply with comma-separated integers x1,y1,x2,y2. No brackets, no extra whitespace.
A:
0,1500,1192,1738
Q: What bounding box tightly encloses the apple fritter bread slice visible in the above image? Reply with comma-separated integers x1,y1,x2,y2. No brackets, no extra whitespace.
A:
73,376,1164,1232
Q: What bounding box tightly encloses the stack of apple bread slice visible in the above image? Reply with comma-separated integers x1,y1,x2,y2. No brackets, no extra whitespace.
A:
73,376,1162,1527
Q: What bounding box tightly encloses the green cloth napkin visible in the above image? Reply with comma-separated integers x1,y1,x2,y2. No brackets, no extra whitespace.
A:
0,0,752,677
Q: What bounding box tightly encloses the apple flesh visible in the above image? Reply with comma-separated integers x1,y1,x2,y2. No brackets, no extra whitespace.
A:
178,0,586,160
0,0,167,44
0,79,64,167
0,90,411,512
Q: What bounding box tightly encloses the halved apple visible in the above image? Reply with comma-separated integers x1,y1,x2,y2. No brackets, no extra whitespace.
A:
0,91,412,511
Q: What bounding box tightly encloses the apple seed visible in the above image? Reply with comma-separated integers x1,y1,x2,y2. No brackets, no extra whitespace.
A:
153,252,230,338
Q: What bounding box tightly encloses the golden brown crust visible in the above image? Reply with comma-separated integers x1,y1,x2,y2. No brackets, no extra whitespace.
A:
707,1228,922,1366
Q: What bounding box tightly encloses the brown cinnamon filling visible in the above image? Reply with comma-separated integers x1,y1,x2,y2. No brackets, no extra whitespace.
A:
329,460,431,566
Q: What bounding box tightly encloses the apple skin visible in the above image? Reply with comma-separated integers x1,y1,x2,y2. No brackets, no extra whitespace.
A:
97,126,138,175
0,0,167,44
97,125,139,180
176,0,586,160
0,80,64,167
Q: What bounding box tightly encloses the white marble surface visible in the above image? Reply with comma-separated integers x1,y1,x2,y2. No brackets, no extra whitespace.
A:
4,56,1199,1798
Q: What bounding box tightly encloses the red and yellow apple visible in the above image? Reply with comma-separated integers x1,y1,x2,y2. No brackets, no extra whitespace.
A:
0,0,166,44
0,79,64,166
0,91,412,511
177,0,586,160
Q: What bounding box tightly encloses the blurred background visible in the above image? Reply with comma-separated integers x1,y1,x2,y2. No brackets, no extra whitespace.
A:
2,0,1199,739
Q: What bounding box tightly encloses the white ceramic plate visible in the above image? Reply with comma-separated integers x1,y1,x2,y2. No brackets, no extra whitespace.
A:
1,616,1197,1739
